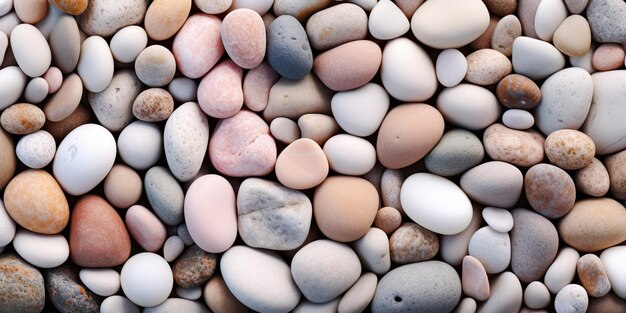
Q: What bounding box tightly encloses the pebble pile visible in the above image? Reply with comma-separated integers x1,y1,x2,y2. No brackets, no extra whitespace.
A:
0,0,626,312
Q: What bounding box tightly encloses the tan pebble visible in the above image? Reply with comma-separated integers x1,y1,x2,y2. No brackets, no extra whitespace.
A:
577,254,611,297
203,276,247,313
14,0,48,24
373,207,402,235
306,3,368,51
263,74,333,121
275,138,329,190
592,43,625,71
553,15,591,57
50,0,88,15
376,103,444,169
525,163,576,219
43,67,63,94
484,0,517,16
544,129,595,170
44,73,83,122
135,45,176,87
462,255,490,301
483,123,545,167
564,0,589,14
314,176,379,242
492,14,522,57
381,169,403,213
298,113,340,145
496,74,542,109
587,290,626,312
43,104,92,142
1,103,45,135
389,222,438,264
0,127,16,190
132,88,174,122
313,40,381,91
465,48,512,85
604,149,626,200
103,164,143,209
173,13,223,79
221,9,266,69
575,158,610,197
470,16,499,50
243,62,279,112
198,60,244,119
145,0,192,41
270,117,300,144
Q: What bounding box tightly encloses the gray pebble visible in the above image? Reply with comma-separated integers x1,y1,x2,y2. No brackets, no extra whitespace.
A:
145,166,185,226
45,265,99,313
78,0,148,37
555,284,588,313
87,69,142,132
425,129,484,177
267,15,313,80
586,0,626,43
0,254,45,313
144,298,210,313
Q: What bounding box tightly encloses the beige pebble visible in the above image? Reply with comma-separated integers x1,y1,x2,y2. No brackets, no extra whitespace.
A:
269,117,300,145
243,62,279,112
263,74,332,121
43,73,83,122
465,48,512,85
0,127,16,190
604,149,626,200
1,103,45,135
135,45,176,87
553,15,591,57
484,0,516,16
103,164,142,209
483,123,545,167
275,138,329,190
592,43,625,71
492,14,522,57
144,0,191,41
14,0,48,24
298,113,340,146
575,158,610,197
544,129,595,170
373,207,402,235
132,88,174,122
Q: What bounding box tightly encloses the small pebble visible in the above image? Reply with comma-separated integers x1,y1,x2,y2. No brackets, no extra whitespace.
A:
555,284,588,313
15,130,56,169
524,281,551,309
373,207,402,235
482,207,514,233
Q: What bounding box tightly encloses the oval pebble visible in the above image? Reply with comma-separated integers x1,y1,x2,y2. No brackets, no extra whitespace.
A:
120,253,173,307
10,23,51,77
436,49,467,87
269,117,300,144
15,130,56,169
575,158,609,197
109,26,148,64
306,3,368,50
78,0,147,37
24,78,48,104
88,69,142,132
125,204,167,253
338,273,377,313
198,60,244,119
173,14,223,79
135,45,176,87
44,73,83,122
503,109,535,130
163,236,185,262
132,88,173,122
483,123,545,168
77,36,114,93
298,113,339,145
461,161,523,208
525,163,576,219
1,103,45,135
469,226,511,274
275,138,329,190
492,14,522,57
437,84,500,131
545,247,581,294
545,129,595,170
496,74,542,109
79,268,120,297
243,62,279,112
267,15,313,80
169,77,198,103
534,0,567,41
511,36,565,80
0,254,45,313
118,121,163,171
164,102,209,182
465,48,512,85
331,83,389,137
592,43,625,71
221,9,265,69
482,207,514,233
554,284,588,313
145,166,185,226
599,246,626,299
524,281,551,309
323,134,376,176
553,15,591,57
12,228,69,268
0,66,27,110
462,255,490,301
314,40,381,92
49,15,80,73
45,265,100,313
424,128,485,177
144,0,191,41
353,228,391,274
100,296,140,313
103,164,142,209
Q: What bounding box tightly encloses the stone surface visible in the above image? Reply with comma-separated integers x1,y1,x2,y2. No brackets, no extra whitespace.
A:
118,121,162,171
144,0,191,41
496,74,541,109
577,254,611,297
369,0,410,40
306,3,368,50
314,40,381,91
263,73,332,121
13,228,69,269
15,130,56,169
173,245,217,288
465,49,512,85
553,15,591,57
197,60,244,118
145,166,185,226
221,9,265,69
575,158,610,197
1,103,45,135
0,254,45,313
173,13,223,79
78,0,147,36
135,45,176,87
462,255,490,301
437,84,501,130
503,109,535,130
524,281,551,309
586,0,626,43
79,268,120,297
599,246,626,299
109,25,148,64
478,272,523,313
469,226,511,274
436,49,467,87
164,102,209,182
555,284,588,313
483,123,545,167
203,276,247,313
390,223,438,264
381,38,437,102
353,227,391,275
120,253,173,307
267,15,313,80
88,69,142,132
298,113,339,145
461,161,523,208
605,150,626,200
525,163,576,219
482,207,514,233
512,36,565,80
77,36,114,93
545,247,581,294
338,272,377,313
425,129,484,177
132,88,174,122
275,138,329,190
0,128,14,190
125,204,167,252
46,266,99,313
44,73,83,122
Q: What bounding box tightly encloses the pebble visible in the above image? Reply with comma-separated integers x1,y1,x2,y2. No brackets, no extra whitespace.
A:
374,207,402,235
545,130,596,170
381,37,437,102
0,12,19,37
273,0,334,21
43,67,62,93
169,77,198,103
331,83,389,137
482,207,514,233
185,175,237,253
479,272,523,313
164,102,209,182
221,9,265,69
584,70,626,155
50,0,88,15
605,150,626,200
100,296,140,313
24,77,48,103
534,0,567,41
263,73,332,121
69,195,131,267
381,169,403,211
372,261,461,313
172,245,217,288
117,123,162,172
525,164,576,219
503,109,535,130
470,16,498,51
43,103,93,142
12,228,68,269
44,73,83,122
577,254,611,297
306,3,367,50
209,110,276,177
369,0,409,40
314,40,381,91
267,15,313,80
496,74,542,109
492,14,522,57
512,36,565,80
177,224,194,246
144,298,209,313
77,36,114,93
275,138,329,189
436,49,467,87
553,15,591,57
575,158,610,197
203,276,248,313
469,226,511,274
144,0,191,41
324,134,376,175
425,129,484,177
49,15,80,73
586,0,626,43
0,66,25,111
483,123,545,167
145,166,184,226
592,43,625,71
0,254,45,313
294,299,340,312
298,113,339,145
120,253,173,307
401,173,473,235
455,298,478,313
338,272,377,313
132,88,173,122
484,0,516,16
243,62,279,112
292,240,361,303
109,26,148,63
198,60,243,118
270,117,300,144
45,266,99,313
0,0,10,16
410,0,489,49
88,69,142,132
436,84,501,130
78,0,147,36
194,0,231,14
390,223,439,264
545,247,581,294
599,246,626,299
461,161,523,208
15,130,56,169
559,198,626,252
220,245,301,313
462,255,490,301
353,228,391,274
314,176,378,242
525,281,551,309
10,24,50,78
125,204,167,252
465,49,511,85
34,5,63,40
135,45,176,87
1,103,45,135
440,205,482,267
0,200,14,247
564,0,589,13
163,236,185,262
79,268,120,297
555,284,588,313
519,0,542,38
510,208,559,283
0,129,14,190
237,178,312,250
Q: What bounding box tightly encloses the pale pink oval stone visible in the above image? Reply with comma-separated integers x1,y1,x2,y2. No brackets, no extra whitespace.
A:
173,13,224,79
592,43,625,71
43,67,63,94
209,110,277,177
221,8,266,69
184,174,237,253
198,60,244,118
243,62,279,112
125,204,166,252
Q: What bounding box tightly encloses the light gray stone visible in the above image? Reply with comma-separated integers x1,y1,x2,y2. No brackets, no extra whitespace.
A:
145,166,184,226
586,0,626,43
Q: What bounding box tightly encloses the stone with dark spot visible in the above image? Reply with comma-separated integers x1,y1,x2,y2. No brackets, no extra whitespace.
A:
45,265,100,313
173,245,218,288
0,254,45,313
267,15,313,80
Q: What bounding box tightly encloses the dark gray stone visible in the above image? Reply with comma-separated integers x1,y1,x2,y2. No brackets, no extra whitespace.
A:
0,254,45,313
46,265,100,313
425,129,485,177
145,166,184,226
586,0,626,43
267,15,313,80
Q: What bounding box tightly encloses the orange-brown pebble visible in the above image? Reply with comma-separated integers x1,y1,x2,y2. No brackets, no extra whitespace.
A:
484,0,517,16
577,254,611,297
496,74,542,109
389,222,439,264
575,158,610,197
43,104,93,142
604,149,626,200
132,88,174,122
144,0,192,41
14,0,48,24
313,40,382,91
314,176,379,242
0,127,15,190
51,0,88,15
103,164,143,209
0,103,45,135
275,138,329,190
376,103,444,169
592,43,625,71
544,129,596,170
483,123,545,167
373,207,403,235
3,170,69,234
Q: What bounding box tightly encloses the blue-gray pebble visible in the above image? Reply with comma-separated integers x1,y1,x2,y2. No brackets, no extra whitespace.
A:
145,166,184,226
45,266,99,313
267,15,313,80
0,254,45,313
586,0,626,43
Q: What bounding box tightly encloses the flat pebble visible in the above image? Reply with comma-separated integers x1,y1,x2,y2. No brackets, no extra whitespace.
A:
0,66,26,111
0,254,45,313
465,49,511,85
78,0,147,37
120,253,173,307
10,24,50,78
16,130,56,169
599,246,626,299
482,207,514,232
173,245,217,288
331,83,389,137
534,0,567,41
577,254,611,297
525,163,576,219
381,169,403,211
503,109,534,130
306,3,368,50
243,62,279,112
100,296,140,313
298,113,339,145
479,272,523,313
109,26,148,63
469,226,511,274
496,74,541,109
553,15,591,57
88,69,142,132
144,0,191,41
555,284,588,313
437,84,500,130
425,129,484,177
275,138,329,190
525,281,551,309
133,88,174,122
338,272,377,313
436,49,467,87
168,77,198,103
164,102,209,182
270,117,300,144
45,266,99,313
1,103,45,135
492,14,522,57
135,45,176,87
324,134,376,176
79,268,120,297
263,73,332,121
545,247,581,294
163,236,185,262
12,228,69,268
49,16,79,73
203,276,248,313
512,36,565,80
44,73,83,122
125,204,167,252
369,0,410,40
145,166,184,226
172,14,223,79
198,60,244,118
314,40,381,91
390,223,439,264
353,228,391,274
267,15,313,80
77,36,114,93
221,9,265,69
461,161,523,208
483,123,545,167
462,255,490,301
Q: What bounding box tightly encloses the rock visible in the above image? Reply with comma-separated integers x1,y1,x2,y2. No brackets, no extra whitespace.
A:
545,130,595,170
503,109,535,130
338,273,377,313
512,36,565,80
369,0,410,40
221,246,301,312
578,254,611,297
518,0,541,37
100,296,140,313
323,134,376,175
0,66,26,111
314,176,378,242
12,228,69,268
14,0,47,23
440,205,482,267
15,130,55,169
381,38,437,102
293,299,340,312
559,198,626,252
77,36,114,93
586,0,626,43
194,0,231,13
553,15,591,57
599,246,626,299
534,0,567,41
469,226,511,274
1,103,45,135
545,247,581,293
575,158,610,197
163,236,185,262
125,205,167,252
88,70,141,132
79,268,120,297
164,102,209,182
456,298,478,313
496,74,541,109
243,62,279,112
592,43,625,71
78,0,146,36
381,169,403,211
331,83,389,137
492,14,522,57
263,73,332,121
121,253,173,307
313,40,381,92
565,0,589,13
292,240,361,303
524,281,551,309
46,266,99,313
461,161,523,208
510,208,559,283
197,60,244,118
275,138,329,190
267,15,313,80
43,67,62,93
173,245,217,288
172,14,222,78
117,121,162,172
555,284,588,313
605,150,626,200
307,4,369,51
145,167,184,226
437,84,500,130
176,287,202,301
374,207,403,235
49,15,80,73
270,117,300,144
478,272,523,313
50,0,87,15
372,261,461,313
411,0,489,49
144,298,209,313
10,24,50,78
390,223,438,264
482,207,514,233
425,129,484,177
168,77,198,103
401,173,473,235
135,45,176,87
435,48,467,87
132,88,174,122
230,0,273,14
465,49,512,85
272,0,333,21
109,26,148,64
44,73,82,122
23,78,48,103
353,228,391,274
221,9,265,69
0,128,14,190
483,123,545,167
203,276,247,313
525,164,576,219
144,0,190,40
0,254,45,313
462,255,490,301
0,200,15,247
298,113,339,145
237,178,312,250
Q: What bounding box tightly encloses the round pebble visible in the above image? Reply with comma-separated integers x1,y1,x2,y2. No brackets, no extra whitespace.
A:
437,83,501,130
78,0,147,37
503,109,535,130
197,60,244,119
15,130,56,169
390,223,439,264
331,83,389,137
435,49,467,87
109,26,148,64
314,40,381,91
135,45,176,87
173,245,217,288
469,226,511,274
525,163,576,219
24,77,48,104
577,254,611,298
120,253,173,307
373,206,402,235
221,9,265,69
269,117,300,144
1,103,45,135
323,134,376,176
79,268,120,297
168,77,198,102
173,14,223,79
461,161,523,209
524,281,551,309
133,88,174,122
555,284,588,313
144,0,191,41
10,24,51,78
496,74,542,109
12,228,69,268
275,138,329,190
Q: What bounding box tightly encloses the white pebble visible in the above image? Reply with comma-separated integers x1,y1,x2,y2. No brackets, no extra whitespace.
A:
331,83,389,137
24,77,49,103
176,286,203,300
77,36,114,93
0,200,15,247
0,66,27,110
323,134,376,176
79,268,121,297
524,281,551,309
10,24,51,77
12,228,69,268
544,247,580,294
436,49,467,87
368,0,410,40
481,207,514,233
502,109,535,130
16,130,56,169
100,296,140,313
599,245,626,299
163,235,185,262
120,253,173,307
0,0,12,17
110,26,148,63
554,284,588,313
117,121,163,171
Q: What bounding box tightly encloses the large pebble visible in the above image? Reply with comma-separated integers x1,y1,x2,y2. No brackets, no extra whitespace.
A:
525,164,576,219
483,123,545,167
492,14,522,57
369,0,410,40
10,24,50,77
544,247,581,293
243,62,279,112
479,272,523,313
203,276,247,313
263,73,332,121
133,88,174,122
221,9,265,69
173,245,217,288
164,102,209,182
435,49,467,87
496,74,542,109
88,70,142,132
575,158,610,197
553,15,591,57
125,204,167,252
425,129,485,177
120,253,173,307
390,223,438,264
524,281,551,309
77,36,114,93
78,0,147,36
599,246,626,299
0,254,45,313
545,130,595,170
14,0,47,24
306,3,368,50
323,134,376,175
79,268,120,297
338,273,377,313
117,121,162,172
437,84,501,130
0,66,26,110
267,15,313,80
185,175,237,253
45,266,99,313
329,88,386,133
44,73,83,122
353,228,391,274
275,138,329,190
145,166,184,226
109,26,148,64
586,0,626,43
0,103,45,135
462,255,490,301
197,60,243,118
465,49,512,85
461,161,523,208
314,40,381,91
555,284,588,313
469,226,511,274
512,36,565,80
12,228,68,268
173,14,223,79
237,178,312,250
270,117,300,144
49,15,80,73
272,0,334,21
144,0,191,41
135,45,176,87
15,130,55,169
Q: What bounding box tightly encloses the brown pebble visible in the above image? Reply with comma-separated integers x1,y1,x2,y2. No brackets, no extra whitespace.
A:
173,245,217,288
50,0,88,15
496,74,542,109
203,276,248,313
470,16,499,50
577,254,611,297
604,149,626,200
492,14,522,57
525,163,576,219
484,0,517,16
465,48,512,85
298,113,340,145
575,158,610,197
389,222,439,264
132,88,174,122
43,104,93,142
44,73,83,122
373,207,402,235
103,164,143,209
544,129,595,170
483,123,545,167
0,127,15,190
0,103,46,135
592,43,625,71
395,0,424,19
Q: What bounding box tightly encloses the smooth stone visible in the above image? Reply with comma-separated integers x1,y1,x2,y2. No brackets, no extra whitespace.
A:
50,0,87,15
437,84,501,130
425,129,485,177
483,123,545,167
306,3,368,50
381,37,437,102
15,130,56,169
263,73,332,121
482,207,514,233
455,298,478,313
545,130,595,170
592,43,625,71
78,0,147,36
176,286,202,300
267,15,313,80
24,77,48,103
555,284,588,313
43,67,62,93
353,228,391,274
221,9,265,69
293,299,340,312
314,40,381,92
125,205,166,252
586,0,626,43
338,273,377,313
237,178,312,250
169,77,197,103
0,254,45,313
469,226,511,274
272,0,334,21
144,298,209,313
243,62,279,112
33,4,63,39
484,0,516,16
298,113,340,145
605,150,626,200
575,158,610,197
570,46,596,73
381,169,404,212
117,123,161,172
44,73,82,122
164,102,209,182
88,69,141,132
0,12,19,36
565,0,589,13
145,166,184,226
45,266,99,313
121,253,173,307
496,73,542,109
230,0,273,14
401,173,473,235
0,128,14,190
197,60,243,118
492,14,522,57
12,228,68,268
109,26,148,63
369,0,409,40
135,45,176,87
525,163,576,219
292,240,361,303
185,175,237,253
525,281,551,309
534,0,567,41
518,0,541,37
10,24,50,77
512,36,566,80
163,236,185,262
503,109,535,130
77,36,114,93
465,49,512,85
553,15,591,57
436,49,467,87
462,255,490,301
461,161,523,208
144,0,191,41
331,83,389,137
100,296,140,313
3,170,68,234
275,138,329,190
172,245,217,288
270,117,300,144
0,103,45,134
195,0,231,13
411,0,489,49
511,208,559,283
0,200,15,246
69,195,131,267
323,134,376,176
203,276,248,313
545,248,581,293
132,88,173,122
440,205,482,267
599,246,626,299
478,272,523,313
0,66,26,110
0,0,10,16
559,198,626,252
372,261,461,313
177,224,194,246
390,223,438,264
49,15,79,73
221,245,301,312
79,268,120,297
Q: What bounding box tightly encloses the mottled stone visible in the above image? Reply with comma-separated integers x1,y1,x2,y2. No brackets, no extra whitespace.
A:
46,266,99,313
0,254,45,313
173,245,217,288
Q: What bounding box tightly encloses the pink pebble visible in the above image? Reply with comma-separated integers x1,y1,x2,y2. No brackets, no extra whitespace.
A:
125,204,167,252
221,8,266,69
592,43,625,71
43,66,63,94
198,60,244,118
243,62,279,112
173,13,224,79
209,110,277,177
